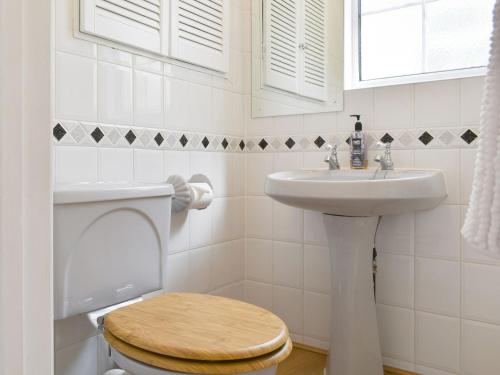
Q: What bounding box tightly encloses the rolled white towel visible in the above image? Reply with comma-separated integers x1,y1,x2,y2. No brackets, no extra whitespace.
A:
462,0,500,256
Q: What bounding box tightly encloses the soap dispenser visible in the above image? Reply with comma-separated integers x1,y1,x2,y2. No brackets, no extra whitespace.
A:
349,115,368,169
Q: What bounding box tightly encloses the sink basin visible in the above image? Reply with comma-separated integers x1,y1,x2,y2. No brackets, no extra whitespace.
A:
266,168,447,217
265,168,447,375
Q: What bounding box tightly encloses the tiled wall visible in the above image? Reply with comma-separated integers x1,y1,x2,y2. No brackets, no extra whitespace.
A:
53,0,248,373
242,73,500,374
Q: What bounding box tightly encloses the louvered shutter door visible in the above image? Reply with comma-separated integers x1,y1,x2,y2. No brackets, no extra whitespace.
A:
262,0,300,94
80,0,166,53
300,0,327,101
169,0,230,72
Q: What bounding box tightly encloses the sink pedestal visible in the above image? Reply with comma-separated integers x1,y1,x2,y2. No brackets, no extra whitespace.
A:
323,214,383,375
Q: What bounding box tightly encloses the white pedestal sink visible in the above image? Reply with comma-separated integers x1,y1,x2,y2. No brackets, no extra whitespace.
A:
265,169,447,375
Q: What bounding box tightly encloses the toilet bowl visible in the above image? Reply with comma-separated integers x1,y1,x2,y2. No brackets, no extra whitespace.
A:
53,183,291,375
100,293,292,375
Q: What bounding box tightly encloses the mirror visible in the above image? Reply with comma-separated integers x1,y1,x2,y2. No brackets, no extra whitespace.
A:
251,0,344,118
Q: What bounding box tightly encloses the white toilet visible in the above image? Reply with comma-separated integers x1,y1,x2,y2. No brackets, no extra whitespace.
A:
53,183,291,375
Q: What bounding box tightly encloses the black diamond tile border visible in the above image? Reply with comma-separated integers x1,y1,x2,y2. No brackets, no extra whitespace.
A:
154,132,164,146
314,136,325,148
53,123,67,141
91,127,104,143
461,129,478,144
239,140,245,150
380,133,394,144
285,137,295,149
201,136,209,148
258,138,268,150
125,130,136,144
179,134,188,147
221,138,229,149
418,131,434,145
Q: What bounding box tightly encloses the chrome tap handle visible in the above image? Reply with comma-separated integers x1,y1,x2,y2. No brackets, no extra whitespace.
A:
324,144,340,170
374,142,394,170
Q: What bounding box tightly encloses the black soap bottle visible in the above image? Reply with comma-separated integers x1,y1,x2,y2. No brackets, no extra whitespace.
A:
349,115,367,169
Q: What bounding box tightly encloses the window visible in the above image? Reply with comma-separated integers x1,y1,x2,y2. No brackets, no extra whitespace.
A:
346,0,495,88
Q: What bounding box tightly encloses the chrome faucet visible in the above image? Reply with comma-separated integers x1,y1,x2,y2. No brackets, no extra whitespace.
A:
324,144,340,170
374,142,394,170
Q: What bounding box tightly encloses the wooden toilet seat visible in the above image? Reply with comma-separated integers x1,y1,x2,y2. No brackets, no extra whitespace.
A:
103,293,292,374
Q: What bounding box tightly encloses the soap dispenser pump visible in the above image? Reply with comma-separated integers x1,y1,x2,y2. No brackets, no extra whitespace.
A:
349,115,368,169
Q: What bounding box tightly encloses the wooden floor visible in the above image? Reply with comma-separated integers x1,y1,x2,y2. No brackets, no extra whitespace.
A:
277,347,417,375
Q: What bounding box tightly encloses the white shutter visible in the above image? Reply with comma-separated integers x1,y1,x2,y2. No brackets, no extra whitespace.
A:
169,0,230,72
80,0,167,54
300,0,327,101
262,0,300,94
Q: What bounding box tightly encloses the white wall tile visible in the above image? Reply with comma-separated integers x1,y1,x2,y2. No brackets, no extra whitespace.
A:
415,258,460,316
415,312,460,372
98,62,133,125
304,244,330,294
164,78,189,130
415,149,460,204
272,202,303,243
188,82,213,133
164,151,190,179
169,210,189,254
414,80,460,127
303,210,328,247
189,151,213,179
273,115,304,135
462,320,500,375
244,280,273,311
273,241,303,289
460,76,484,126
273,152,302,172
55,52,97,121
189,206,213,248
304,292,330,341
377,304,414,362
211,241,244,289
97,45,132,66
376,213,414,255
303,111,337,134
232,153,246,196
164,251,189,292
246,197,273,239
133,149,164,182
231,197,245,239
376,254,414,308
245,239,273,283
415,205,461,260
211,198,232,243
55,146,98,184
374,85,413,129
460,148,476,204
133,70,163,127
55,336,98,375
211,153,232,197
246,153,273,195
273,285,304,335
188,246,212,293
134,55,163,74
98,148,133,182
463,262,500,324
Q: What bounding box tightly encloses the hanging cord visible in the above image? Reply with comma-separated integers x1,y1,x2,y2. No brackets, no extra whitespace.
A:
373,217,382,301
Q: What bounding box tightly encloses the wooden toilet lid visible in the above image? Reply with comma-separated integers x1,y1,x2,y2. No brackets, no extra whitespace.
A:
104,293,289,361
104,330,292,374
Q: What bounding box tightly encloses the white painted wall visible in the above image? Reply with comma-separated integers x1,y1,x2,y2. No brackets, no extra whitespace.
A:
0,0,53,374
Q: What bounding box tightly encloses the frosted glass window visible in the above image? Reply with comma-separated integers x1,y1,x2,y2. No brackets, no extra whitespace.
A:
359,0,495,81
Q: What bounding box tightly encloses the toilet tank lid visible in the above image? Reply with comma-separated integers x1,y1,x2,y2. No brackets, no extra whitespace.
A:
54,182,174,204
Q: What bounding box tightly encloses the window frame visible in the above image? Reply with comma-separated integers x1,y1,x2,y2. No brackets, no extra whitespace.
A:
344,0,488,90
